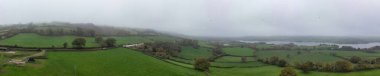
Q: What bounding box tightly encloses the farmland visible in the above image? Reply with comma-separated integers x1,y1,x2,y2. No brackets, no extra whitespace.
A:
1,48,203,76
0,33,98,47
1,25,380,76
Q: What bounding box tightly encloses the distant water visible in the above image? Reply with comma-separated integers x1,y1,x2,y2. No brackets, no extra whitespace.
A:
240,41,380,48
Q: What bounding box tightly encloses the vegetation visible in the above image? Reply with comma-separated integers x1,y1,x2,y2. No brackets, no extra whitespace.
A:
0,33,98,47
194,58,210,71
72,38,87,49
280,67,297,76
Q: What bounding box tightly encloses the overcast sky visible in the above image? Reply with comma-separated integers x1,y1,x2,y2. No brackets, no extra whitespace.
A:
1,0,380,37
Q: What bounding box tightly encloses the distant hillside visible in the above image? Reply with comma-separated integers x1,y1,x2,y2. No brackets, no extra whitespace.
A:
0,22,160,38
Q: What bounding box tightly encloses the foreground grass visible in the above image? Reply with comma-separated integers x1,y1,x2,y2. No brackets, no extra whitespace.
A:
2,48,203,76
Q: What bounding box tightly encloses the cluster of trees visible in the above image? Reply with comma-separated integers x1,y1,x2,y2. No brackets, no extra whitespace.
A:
194,58,210,72
72,38,87,49
18,24,99,37
279,67,297,76
95,37,117,47
295,61,353,72
348,56,380,71
140,42,181,59
177,39,199,49
258,56,288,67
209,46,225,61
70,37,116,49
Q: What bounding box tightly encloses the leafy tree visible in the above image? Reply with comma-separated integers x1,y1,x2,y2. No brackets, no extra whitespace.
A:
95,37,103,43
280,67,297,76
194,58,210,71
335,61,353,72
105,38,116,47
298,61,314,73
350,56,362,63
63,42,68,48
72,38,86,49
269,56,279,65
278,59,288,67
241,57,247,63
375,57,380,64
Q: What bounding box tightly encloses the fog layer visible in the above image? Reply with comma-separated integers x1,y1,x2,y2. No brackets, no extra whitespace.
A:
1,0,380,37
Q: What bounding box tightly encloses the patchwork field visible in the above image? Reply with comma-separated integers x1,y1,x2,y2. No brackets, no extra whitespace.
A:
112,36,177,45
179,46,212,59
253,50,344,64
222,47,254,56
0,33,177,48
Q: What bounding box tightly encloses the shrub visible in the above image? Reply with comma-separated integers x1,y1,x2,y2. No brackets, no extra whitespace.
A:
280,67,297,76
335,61,353,72
194,58,210,71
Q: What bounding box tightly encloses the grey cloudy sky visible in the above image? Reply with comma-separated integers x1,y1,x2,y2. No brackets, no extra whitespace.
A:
1,0,380,37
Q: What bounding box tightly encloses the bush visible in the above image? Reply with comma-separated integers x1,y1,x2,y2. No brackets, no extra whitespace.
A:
194,58,210,71
278,59,288,67
72,38,86,49
280,67,297,76
350,56,362,63
298,61,314,73
335,61,353,72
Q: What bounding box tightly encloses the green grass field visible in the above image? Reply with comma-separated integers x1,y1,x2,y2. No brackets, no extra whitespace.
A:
0,33,98,47
112,36,177,45
214,56,255,62
1,48,203,76
179,46,212,59
314,50,380,59
0,33,177,48
222,47,254,56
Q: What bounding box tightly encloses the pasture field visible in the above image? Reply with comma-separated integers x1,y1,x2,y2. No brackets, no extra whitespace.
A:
198,41,214,48
179,46,212,59
214,56,255,62
112,36,177,45
313,50,380,59
254,50,343,64
0,33,98,47
2,48,380,76
0,33,177,48
222,47,254,56
1,48,203,76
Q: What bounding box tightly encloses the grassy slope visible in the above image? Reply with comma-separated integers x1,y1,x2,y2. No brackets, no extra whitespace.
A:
2,48,203,76
222,47,254,56
112,36,177,45
0,33,98,47
179,46,212,59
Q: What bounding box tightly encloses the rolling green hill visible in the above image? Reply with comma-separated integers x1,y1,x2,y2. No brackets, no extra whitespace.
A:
2,48,203,76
